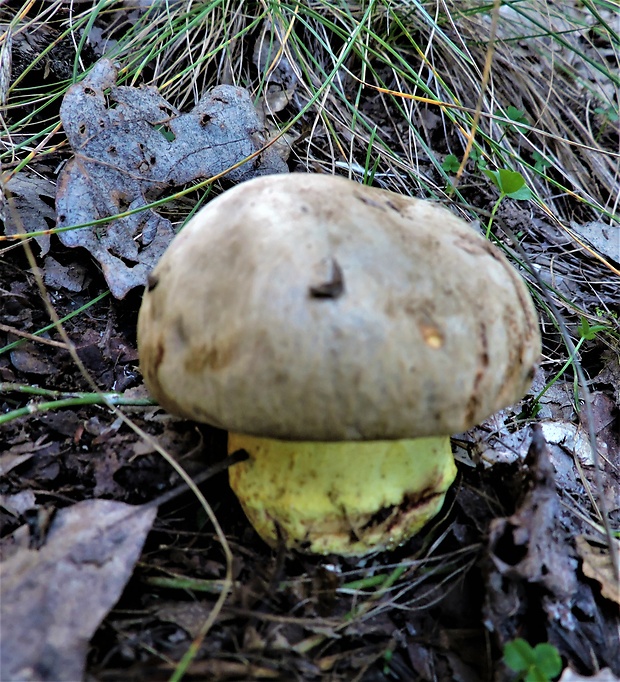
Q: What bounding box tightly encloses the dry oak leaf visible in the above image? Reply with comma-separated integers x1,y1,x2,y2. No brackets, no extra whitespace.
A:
56,59,288,298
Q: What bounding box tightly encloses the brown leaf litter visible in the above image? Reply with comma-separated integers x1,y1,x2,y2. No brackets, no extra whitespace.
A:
483,425,620,677
0,499,156,682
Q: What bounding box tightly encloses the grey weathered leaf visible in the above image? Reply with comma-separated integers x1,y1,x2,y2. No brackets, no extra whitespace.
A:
56,59,288,298
0,499,156,682
570,221,620,263
2,173,55,255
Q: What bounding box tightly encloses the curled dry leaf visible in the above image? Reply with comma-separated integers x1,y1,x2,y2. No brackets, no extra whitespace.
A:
483,426,620,673
0,499,156,682
2,173,55,255
55,59,288,298
575,535,620,605
485,426,577,602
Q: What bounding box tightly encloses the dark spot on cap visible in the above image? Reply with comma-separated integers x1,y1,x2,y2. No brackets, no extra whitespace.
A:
309,258,345,299
355,192,387,211
147,273,159,292
385,199,404,215
184,340,236,373
153,340,165,372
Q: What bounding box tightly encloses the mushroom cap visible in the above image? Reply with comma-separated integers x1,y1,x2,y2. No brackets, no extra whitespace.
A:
138,173,541,441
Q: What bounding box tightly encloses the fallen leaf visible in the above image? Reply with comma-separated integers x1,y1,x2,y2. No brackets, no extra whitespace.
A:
575,535,620,605
0,452,35,476
482,426,620,673
156,601,216,639
56,59,288,298
570,221,620,263
42,256,88,292
484,425,577,633
541,420,596,466
0,490,36,516
0,498,156,682
2,173,55,255
10,343,57,375
92,449,126,498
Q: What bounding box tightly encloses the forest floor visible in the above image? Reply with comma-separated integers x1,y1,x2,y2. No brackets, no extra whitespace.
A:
1,2,619,681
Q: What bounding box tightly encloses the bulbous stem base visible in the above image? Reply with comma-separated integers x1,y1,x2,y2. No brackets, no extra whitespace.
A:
228,434,456,556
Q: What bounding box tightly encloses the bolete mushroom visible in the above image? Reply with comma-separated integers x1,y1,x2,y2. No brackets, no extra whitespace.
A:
137,173,541,555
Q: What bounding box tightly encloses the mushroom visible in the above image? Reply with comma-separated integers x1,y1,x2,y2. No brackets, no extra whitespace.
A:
137,173,541,555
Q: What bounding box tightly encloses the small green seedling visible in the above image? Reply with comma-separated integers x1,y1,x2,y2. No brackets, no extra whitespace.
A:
484,168,532,200
483,168,532,238
593,105,618,140
382,648,394,676
503,638,562,682
470,148,488,169
594,104,619,123
528,314,607,418
499,105,528,128
442,154,461,173
442,149,489,173
496,106,528,144
577,315,607,341
532,151,552,173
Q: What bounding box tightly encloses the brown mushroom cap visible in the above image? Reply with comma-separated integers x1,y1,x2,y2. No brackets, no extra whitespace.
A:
138,173,541,441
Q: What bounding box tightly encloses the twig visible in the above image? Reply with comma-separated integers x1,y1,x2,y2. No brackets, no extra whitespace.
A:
0,324,69,348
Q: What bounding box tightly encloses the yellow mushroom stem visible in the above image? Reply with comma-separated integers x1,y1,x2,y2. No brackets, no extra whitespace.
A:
228,433,457,556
